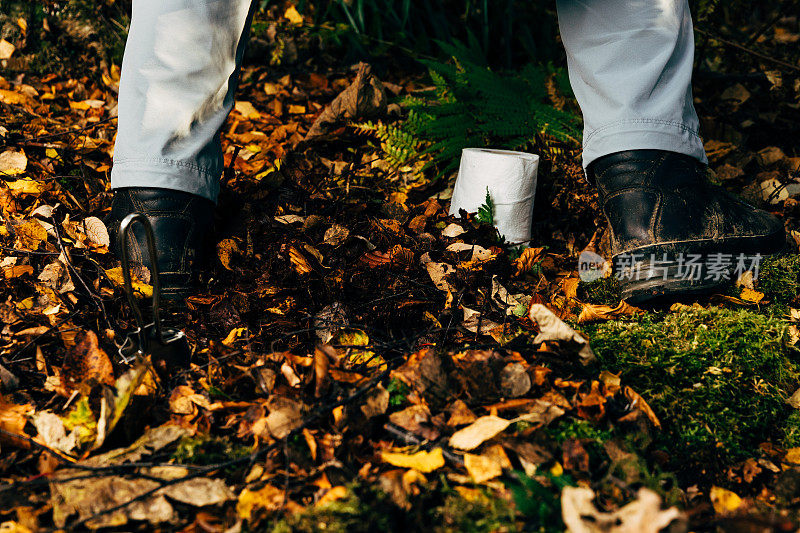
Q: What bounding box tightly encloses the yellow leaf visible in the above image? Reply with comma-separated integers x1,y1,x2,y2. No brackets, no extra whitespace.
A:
577,301,643,324
0,89,26,105
17,17,28,33
217,238,239,270
464,445,511,483
15,220,47,251
234,100,260,119
331,329,384,367
7,179,45,196
740,287,765,304
237,484,285,520
785,447,800,464
45,148,58,159
104,267,153,298
381,448,444,473
284,5,304,25
0,520,32,533
222,327,247,346
709,486,742,514
69,100,90,111
288,104,306,114
317,486,347,506
550,461,563,477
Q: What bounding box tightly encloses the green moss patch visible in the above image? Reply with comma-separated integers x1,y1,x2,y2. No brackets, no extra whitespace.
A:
757,254,800,304
585,306,800,468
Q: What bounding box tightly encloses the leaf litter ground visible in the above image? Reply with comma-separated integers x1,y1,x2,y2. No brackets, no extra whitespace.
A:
2,12,800,533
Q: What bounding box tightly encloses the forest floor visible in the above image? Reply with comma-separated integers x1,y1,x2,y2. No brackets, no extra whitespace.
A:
2,5,800,532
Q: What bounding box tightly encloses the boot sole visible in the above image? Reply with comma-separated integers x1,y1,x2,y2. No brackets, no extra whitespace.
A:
614,234,787,305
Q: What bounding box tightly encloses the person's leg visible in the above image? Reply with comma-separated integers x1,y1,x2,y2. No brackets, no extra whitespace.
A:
109,0,256,297
556,0,706,168
112,0,255,201
556,0,784,303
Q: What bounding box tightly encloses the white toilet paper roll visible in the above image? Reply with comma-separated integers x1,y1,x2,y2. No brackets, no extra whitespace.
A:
448,148,540,245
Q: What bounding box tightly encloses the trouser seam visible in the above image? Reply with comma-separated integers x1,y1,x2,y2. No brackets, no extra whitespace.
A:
113,157,218,179
584,118,702,146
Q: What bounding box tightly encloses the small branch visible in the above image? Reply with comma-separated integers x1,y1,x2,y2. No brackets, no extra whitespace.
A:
695,28,800,73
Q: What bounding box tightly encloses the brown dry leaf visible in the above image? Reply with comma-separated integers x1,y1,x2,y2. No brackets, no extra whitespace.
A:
169,385,210,415
306,63,387,140
314,345,332,397
323,224,349,246
389,404,433,436
577,301,643,324
81,217,109,248
381,447,445,473
620,386,661,428
449,415,512,451
499,363,531,397
60,330,115,395
265,398,303,438
0,394,33,448
513,247,546,276
529,304,596,364
361,384,389,419
234,100,260,119
561,487,687,533
50,471,232,529
447,400,476,426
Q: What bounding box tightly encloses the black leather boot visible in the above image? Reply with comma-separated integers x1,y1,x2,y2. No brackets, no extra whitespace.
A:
589,150,785,304
108,188,215,300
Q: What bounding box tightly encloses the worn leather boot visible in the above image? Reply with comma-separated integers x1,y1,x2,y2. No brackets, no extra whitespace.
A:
589,150,785,304
108,188,215,300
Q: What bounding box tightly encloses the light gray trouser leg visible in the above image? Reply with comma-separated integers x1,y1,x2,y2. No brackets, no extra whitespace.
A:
556,0,707,169
111,0,255,203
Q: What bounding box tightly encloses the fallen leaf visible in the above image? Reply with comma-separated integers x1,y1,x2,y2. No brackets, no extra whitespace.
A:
529,304,596,364
306,63,387,140
105,267,153,298
234,100,260,119
60,330,115,395
361,384,389,418
0,150,26,175
577,301,643,323
0,395,33,448
284,5,304,25
441,223,465,238
449,415,512,451
740,287,765,304
381,447,445,473
463,445,511,483
499,363,531,398
0,39,15,60
237,484,285,520
561,487,687,533
15,220,48,251
709,486,743,515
